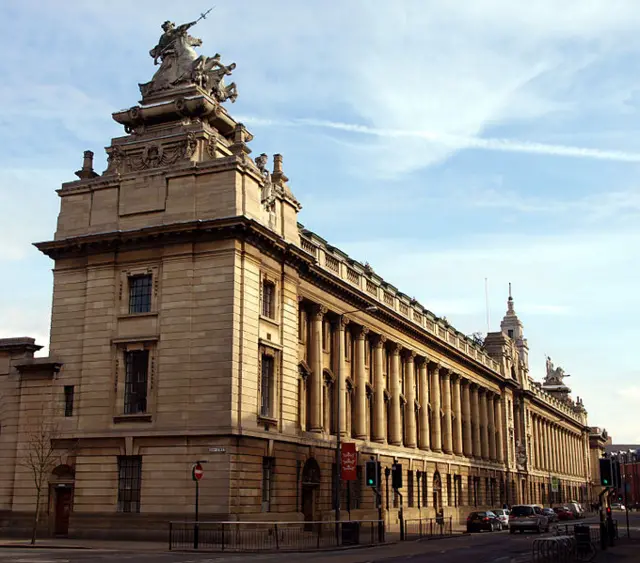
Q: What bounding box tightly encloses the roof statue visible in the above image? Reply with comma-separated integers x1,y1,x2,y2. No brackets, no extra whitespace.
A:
139,11,238,103
544,355,570,386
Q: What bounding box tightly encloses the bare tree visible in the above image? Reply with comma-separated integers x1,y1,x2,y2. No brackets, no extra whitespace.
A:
18,407,70,544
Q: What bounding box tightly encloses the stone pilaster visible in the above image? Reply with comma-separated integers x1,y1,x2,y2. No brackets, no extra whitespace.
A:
471,384,481,458
480,388,489,460
417,358,430,450
452,374,463,456
354,325,369,439
462,379,473,457
389,343,402,446
441,368,453,454
372,335,386,443
404,350,417,448
487,393,496,460
430,363,442,452
334,316,349,437
309,304,326,432
495,394,504,462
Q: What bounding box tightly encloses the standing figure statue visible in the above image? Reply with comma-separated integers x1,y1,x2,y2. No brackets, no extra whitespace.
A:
140,15,238,103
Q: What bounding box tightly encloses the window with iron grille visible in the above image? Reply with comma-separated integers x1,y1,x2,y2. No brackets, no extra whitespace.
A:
128,274,152,314
262,457,275,512
124,350,149,414
117,456,142,513
262,280,275,318
260,354,275,418
408,471,414,507
64,386,74,417
422,471,428,507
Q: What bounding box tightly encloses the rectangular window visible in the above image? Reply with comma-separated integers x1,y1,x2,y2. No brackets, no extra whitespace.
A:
262,280,275,318
117,456,142,513
124,350,149,415
298,308,306,342
260,354,275,418
262,457,275,512
64,385,74,417
128,274,152,314
408,471,414,507
422,472,428,507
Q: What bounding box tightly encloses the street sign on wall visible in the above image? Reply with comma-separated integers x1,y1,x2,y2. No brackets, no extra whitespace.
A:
192,462,204,481
341,443,357,481
551,476,559,493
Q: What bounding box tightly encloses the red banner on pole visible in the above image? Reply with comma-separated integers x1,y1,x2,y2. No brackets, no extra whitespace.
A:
341,442,357,481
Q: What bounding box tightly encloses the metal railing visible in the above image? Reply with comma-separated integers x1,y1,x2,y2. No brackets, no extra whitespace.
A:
403,517,453,540
168,519,385,552
532,536,576,563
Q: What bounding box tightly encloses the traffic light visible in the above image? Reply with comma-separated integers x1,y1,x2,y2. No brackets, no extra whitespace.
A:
365,460,378,487
599,457,613,486
392,463,403,489
612,458,622,489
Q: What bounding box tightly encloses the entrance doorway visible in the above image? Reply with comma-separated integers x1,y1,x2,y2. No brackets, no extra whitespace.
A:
432,472,442,512
50,464,75,537
54,486,73,536
301,458,321,530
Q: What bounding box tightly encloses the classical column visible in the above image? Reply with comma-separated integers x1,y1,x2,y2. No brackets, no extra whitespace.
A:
471,384,481,458
335,316,349,436
462,379,473,457
494,394,504,462
480,389,490,460
534,417,541,470
417,358,430,450
430,363,442,452
452,375,463,456
487,393,496,460
309,304,326,432
545,421,551,471
552,425,559,473
404,350,417,448
389,343,402,446
354,326,369,439
372,335,386,442
441,369,453,454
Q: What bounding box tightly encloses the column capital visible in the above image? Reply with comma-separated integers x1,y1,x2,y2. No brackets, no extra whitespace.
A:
441,368,451,380
430,361,441,374
311,304,328,319
415,355,428,366
403,348,417,360
333,315,350,328
355,325,370,338
373,334,387,348
389,341,402,355
297,295,304,303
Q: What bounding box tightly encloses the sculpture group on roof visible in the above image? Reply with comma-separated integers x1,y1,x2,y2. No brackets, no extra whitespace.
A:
140,15,238,103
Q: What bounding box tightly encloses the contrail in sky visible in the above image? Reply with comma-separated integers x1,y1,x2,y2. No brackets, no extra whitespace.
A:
238,116,640,163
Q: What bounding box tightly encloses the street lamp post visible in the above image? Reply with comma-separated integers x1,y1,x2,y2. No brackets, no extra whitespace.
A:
334,305,378,538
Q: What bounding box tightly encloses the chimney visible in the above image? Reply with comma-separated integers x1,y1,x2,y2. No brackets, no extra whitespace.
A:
75,150,99,180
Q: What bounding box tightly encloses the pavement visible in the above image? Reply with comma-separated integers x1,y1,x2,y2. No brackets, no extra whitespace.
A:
0,512,637,563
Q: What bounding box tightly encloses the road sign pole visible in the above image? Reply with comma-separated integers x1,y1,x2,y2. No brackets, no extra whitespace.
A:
194,477,200,549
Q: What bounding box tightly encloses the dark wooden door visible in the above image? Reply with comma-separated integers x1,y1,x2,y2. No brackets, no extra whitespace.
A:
54,488,72,536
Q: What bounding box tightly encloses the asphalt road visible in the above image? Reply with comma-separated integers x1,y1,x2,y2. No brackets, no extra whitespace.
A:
0,513,635,563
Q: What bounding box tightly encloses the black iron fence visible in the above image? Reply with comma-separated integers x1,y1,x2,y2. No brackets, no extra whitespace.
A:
403,517,453,540
169,519,385,552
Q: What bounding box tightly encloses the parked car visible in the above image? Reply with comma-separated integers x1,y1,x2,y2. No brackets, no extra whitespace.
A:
611,503,626,511
467,511,502,533
491,508,510,529
554,506,575,521
566,501,585,518
542,508,558,522
509,504,549,534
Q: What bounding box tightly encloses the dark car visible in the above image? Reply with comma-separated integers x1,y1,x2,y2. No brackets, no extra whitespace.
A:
466,511,502,532
553,506,575,521
542,508,558,522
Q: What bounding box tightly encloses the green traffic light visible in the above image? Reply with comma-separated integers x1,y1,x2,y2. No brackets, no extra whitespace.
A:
367,479,374,486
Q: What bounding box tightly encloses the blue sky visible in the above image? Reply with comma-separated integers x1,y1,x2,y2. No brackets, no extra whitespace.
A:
2,0,639,442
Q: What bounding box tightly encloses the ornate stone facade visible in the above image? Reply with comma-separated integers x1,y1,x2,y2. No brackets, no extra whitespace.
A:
0,24,605,539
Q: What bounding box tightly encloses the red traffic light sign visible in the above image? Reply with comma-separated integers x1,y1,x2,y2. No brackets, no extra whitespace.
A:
192,463,204,481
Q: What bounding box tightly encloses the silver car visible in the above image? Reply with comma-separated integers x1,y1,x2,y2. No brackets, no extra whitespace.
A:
509,504,549,534
492,508,510,529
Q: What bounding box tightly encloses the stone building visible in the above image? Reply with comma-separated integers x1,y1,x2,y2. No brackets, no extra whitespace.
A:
0,22,600,539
